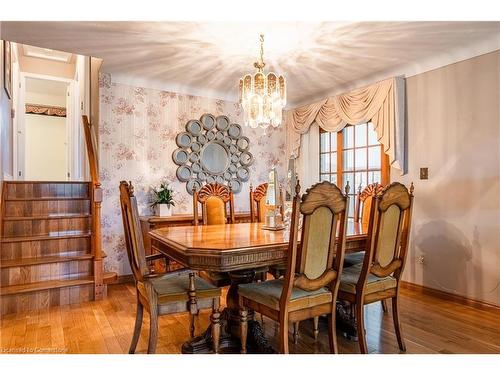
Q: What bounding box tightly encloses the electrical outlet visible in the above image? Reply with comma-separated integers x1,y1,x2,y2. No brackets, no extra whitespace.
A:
417,255,425,264
420,167,428,180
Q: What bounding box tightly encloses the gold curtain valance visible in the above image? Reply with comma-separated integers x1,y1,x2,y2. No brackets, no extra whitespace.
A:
25,103,67,117
286,77,406,173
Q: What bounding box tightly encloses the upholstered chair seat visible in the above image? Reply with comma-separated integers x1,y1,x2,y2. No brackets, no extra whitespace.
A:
137,270,221,305
238,279,332,311
339,263,397,294
343,251,366,268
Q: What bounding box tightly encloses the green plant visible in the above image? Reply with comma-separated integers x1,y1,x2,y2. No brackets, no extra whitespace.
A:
150,182,176,208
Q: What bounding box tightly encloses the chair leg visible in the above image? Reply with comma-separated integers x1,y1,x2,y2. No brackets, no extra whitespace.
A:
147,306,159,354
355,301,368,354
189,312,196,338
129,299,143,354
240,308,248,354
313,316,319,341
279,318,289,354
210,298,221,354
392,296,406,352
293,322,300,344
328,312,338,354
381,299,388,313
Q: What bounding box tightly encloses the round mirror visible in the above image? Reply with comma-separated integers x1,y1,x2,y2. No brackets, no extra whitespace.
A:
201,142,229,175
176,166,192,182
206,175,216,184
215,131,224,141
229,179,242,193
198,171,207,181
237,166,250,181
186,120,202,136
223,171,232,181
176,132,192,148
207,131,216,141
191,142,201,152
201,114,215,130
198,134,207,145
172,149,189,165
237,136,250,151
240,151,253,166
192,163,201,173
216,115,230,131
228,124,242,139
187,179,202,194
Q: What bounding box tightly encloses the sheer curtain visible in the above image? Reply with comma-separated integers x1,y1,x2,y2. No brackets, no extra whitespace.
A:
296,122,320,191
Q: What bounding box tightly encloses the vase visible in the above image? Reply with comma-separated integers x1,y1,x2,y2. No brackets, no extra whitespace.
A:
156,204,172,217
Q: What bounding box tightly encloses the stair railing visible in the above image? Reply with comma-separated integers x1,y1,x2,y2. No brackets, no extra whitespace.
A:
82,115,105,300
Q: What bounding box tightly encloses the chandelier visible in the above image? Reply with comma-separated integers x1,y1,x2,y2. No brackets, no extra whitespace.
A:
238,34,286,129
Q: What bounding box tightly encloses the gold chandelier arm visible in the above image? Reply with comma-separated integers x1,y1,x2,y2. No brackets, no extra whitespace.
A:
254,34,266,71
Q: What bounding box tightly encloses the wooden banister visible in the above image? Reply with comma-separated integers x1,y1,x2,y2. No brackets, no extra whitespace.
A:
82,115,104,300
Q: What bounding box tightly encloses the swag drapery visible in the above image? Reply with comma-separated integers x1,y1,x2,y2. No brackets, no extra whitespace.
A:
285,76,406,173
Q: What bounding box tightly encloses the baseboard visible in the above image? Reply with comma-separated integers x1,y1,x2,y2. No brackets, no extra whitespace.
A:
401,280,500,312
110,274,134,284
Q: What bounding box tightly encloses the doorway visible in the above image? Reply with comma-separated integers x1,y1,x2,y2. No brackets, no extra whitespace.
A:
23,76,69,180
12,43,88,182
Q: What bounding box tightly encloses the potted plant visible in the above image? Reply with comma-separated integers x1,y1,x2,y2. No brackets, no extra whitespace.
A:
151,182,175,217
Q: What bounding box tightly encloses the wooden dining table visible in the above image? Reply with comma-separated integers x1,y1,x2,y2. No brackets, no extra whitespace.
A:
150,221,367,353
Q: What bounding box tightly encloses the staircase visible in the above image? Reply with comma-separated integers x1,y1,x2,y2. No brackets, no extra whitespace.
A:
0,181,115,315
0,117,116,315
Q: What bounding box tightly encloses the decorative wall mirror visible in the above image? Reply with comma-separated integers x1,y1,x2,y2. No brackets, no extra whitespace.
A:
172,113,254,194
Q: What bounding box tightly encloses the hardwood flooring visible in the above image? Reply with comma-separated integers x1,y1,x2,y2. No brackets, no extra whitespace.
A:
1,283,499,354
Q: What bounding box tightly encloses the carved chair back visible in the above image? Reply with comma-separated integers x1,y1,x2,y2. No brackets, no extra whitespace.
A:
280,181,349,309
193,183,235,226
119,181,149,282
358,182,414,289
249,183,268,223
354,183,385,227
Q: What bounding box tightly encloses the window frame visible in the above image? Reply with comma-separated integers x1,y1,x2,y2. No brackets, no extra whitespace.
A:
319,123,390,189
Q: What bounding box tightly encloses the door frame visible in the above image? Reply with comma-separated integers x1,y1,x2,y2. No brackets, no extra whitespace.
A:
14,72,81,181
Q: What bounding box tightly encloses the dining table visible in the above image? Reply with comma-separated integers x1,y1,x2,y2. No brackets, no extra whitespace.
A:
150,221,367,353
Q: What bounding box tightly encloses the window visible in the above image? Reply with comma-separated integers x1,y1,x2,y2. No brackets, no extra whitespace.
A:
320,122,389,218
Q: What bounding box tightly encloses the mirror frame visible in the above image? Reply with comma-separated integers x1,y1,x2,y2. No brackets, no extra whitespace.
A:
172,113,254,194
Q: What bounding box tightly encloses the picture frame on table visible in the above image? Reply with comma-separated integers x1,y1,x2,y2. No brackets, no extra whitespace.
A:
3,40,12,99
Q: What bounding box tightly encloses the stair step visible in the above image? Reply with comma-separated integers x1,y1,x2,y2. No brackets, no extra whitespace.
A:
4,197,89,201
0,278,94,296
1,231,92,243
103,272,118,284
3,214,91,221
0,254,94,268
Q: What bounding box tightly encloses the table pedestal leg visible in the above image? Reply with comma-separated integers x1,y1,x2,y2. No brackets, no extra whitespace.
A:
181,269,275,354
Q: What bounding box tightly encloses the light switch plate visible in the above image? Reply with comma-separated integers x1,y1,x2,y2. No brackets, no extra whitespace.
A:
420,167,429,180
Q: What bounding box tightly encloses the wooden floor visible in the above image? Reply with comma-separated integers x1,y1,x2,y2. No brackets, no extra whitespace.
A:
1,282,500,354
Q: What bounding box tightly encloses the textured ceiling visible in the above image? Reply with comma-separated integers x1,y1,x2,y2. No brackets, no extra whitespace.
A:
2,21,499,106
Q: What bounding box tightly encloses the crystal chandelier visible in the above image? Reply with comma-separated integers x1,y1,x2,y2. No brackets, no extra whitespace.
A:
238,34,286,129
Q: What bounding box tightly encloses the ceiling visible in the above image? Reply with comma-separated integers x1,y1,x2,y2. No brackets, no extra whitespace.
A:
26,77,68,97
2,21,499,106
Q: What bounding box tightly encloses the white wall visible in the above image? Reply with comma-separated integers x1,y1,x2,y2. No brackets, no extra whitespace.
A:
0,39,14,181
25,114,67,180
394,50,500,306
24,90,67,181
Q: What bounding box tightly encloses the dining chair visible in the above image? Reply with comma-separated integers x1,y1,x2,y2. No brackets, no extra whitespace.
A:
119,181,222,354
193,183,235,226
193,183,234,287
346,183,389,312
239,180,350,354
338,182,414,354
249,182,268,223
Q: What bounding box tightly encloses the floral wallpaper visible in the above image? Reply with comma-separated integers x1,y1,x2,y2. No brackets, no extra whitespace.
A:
99,73,286,275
